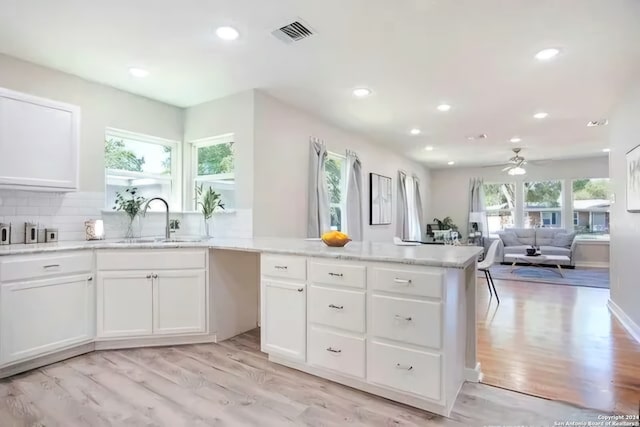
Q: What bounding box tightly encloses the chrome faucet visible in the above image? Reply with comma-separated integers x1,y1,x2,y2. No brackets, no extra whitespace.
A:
143,197,170,239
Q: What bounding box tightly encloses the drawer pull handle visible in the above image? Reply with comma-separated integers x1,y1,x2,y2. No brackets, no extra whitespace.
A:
393,278,412,284
395,315,413,321
274,265,288,270
326,347,342,353
328,304,344,310
328,272,344,277
43,264,60,269
396,363,413,371
297,288,304,292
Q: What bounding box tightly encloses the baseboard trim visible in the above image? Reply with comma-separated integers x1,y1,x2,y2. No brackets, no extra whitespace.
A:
464,362,483,382
574,261,609,268
608,299,640,344
0,342,95,379
95,333,217,350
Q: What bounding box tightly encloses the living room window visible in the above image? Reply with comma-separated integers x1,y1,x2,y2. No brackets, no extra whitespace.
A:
572,178,610,234
190,134,235,210
105,129,180,210
325,152,346,231
483,182,515,234
523,180,563,228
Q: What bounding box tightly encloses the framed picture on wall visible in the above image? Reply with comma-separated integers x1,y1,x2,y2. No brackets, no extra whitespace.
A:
626,144,640,212
369,173,392,225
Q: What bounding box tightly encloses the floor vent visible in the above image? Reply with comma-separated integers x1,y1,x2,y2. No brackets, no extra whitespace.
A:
272,20,314,43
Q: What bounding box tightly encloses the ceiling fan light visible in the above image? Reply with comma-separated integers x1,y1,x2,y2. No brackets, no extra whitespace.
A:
508,166,526,176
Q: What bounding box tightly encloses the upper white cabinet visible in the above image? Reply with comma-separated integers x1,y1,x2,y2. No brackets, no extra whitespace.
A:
0,88,80,191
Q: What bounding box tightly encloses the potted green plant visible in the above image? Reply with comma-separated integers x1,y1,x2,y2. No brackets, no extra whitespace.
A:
433,217,459,241
113,187,147,238
196,183,225,237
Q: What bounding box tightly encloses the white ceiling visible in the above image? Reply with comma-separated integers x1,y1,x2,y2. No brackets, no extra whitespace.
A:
1,0,639,168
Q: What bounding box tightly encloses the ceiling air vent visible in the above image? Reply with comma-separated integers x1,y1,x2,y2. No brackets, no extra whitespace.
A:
587,119,609,127
272,20,315,43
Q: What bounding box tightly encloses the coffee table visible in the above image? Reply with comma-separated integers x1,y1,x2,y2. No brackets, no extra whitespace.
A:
505,254,571,278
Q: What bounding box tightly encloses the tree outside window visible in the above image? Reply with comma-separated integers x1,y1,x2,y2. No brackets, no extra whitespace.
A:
572,178,610,234
325,154,345,231
524,180,562,228
192,136,235,210
483,183,515,234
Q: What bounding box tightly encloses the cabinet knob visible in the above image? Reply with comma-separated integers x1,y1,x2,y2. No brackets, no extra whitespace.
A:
146,274,152,279
297,288,304,292
87,277,93,281
152,273,158,279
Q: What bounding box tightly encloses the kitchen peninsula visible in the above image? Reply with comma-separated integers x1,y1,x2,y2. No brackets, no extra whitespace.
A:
0,238,482,416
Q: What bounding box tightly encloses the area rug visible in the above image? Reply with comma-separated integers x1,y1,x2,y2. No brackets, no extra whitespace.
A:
480,264,609,289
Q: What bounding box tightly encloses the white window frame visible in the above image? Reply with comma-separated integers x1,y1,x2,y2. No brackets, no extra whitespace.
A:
523,180,564,228
483,182,516,235
187,133,235,211
326,151,347,232
105,128,181,210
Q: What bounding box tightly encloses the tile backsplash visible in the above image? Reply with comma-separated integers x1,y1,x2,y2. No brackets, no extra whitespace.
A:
0,190,253,242
0,190,103,242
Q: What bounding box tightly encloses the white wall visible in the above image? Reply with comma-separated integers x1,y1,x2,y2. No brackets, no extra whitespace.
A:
253,91,430,241
430,156,609,237
0,54,183,192
609,81,640,331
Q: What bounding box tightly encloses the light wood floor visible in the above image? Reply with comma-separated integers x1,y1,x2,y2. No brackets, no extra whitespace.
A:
477,275,640,415
0,329,610,427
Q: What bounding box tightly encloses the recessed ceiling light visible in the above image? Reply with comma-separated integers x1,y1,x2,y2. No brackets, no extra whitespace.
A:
216,26,240,41
510,137,522,143
535,48,560,61
128,67,149,78
424,146,434,151
352,87,372,98
467,134,488,141
447,161,455,166
533,112,549,119
437,104,451,112
602,148,611,153
410,128,421,135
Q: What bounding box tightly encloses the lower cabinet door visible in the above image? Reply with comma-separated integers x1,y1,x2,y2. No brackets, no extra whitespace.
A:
97,271,153,338
0,274,94,364
153,269,206,335
261,280,306,361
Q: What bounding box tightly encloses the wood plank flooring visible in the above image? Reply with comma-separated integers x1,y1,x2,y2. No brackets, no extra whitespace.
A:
0,329,613,426
477,275,640,415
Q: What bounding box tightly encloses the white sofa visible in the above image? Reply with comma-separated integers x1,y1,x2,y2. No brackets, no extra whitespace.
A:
495,228,578,266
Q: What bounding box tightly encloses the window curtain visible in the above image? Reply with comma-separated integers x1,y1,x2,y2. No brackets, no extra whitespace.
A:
397,171,409,239
469,177,488,237
307,139,330,237
345,150,363,240
397,172,423,241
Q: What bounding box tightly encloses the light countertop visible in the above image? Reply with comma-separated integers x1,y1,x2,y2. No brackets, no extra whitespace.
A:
0,237,483,268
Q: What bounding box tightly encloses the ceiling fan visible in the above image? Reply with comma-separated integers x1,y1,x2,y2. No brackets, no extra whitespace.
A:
501,148,527,175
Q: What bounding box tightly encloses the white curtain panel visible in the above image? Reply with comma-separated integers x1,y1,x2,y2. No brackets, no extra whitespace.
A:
468,177,488,237
396,171,409,239
307,139,330,237
345,150,363,240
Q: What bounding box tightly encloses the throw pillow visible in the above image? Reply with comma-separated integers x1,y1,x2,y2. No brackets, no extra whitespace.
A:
499,232,520,247
551,232,576,248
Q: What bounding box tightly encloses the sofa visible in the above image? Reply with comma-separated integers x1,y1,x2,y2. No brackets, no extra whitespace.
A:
495,228,578,266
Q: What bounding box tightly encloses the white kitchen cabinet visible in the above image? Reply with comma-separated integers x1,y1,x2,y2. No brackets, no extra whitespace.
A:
153,269,206,335
0,87,79,191
261,280,306,361
97,271,153,338
0,274,94,364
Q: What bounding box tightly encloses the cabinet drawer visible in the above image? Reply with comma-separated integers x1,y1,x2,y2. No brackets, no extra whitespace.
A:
261,255,306,281
370,266,443,299
309,286,365,333
97,250,206,271
371,295,442,349
368,341,442,401
309,260,365,289
0,251,93,282
308,327,365,378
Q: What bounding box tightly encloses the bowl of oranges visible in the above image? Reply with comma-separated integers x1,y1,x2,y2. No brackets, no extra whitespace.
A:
321,231,351,247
